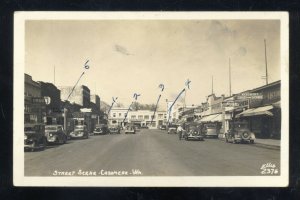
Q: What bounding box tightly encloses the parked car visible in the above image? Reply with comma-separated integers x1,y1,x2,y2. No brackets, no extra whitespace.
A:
125,124,136,134
108,125,121,134
24,123,47,151
225,121,255,144
93,124,109,135
141,125,149,129
70,125,89,139
167,124,177,134
184,123,204,141
203,123,218,138
45,125,67,144
160,125,166,130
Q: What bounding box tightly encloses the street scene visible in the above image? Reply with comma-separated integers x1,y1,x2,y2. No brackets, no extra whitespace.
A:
25,129,279,176
22,17,283,177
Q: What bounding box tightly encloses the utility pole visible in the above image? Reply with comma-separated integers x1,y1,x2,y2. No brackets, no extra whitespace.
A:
264,39,269,85
54,66,56,85
229,58,232,96
212,76,213,94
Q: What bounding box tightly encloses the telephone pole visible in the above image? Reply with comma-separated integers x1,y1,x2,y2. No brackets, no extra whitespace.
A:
54,66,56,85
264,39,269,85
229,58,232,96
212,76,214,94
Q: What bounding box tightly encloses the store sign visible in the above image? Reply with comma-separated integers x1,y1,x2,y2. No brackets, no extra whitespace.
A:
80,108,92,113
44,96,51,105
222,101,240,107
73,112,85,118
32,97,46,104
236,92,263,100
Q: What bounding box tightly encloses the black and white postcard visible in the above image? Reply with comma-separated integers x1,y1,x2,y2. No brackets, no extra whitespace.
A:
14,12,289,187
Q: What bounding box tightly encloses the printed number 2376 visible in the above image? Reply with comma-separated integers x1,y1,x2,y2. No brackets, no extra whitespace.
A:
261,168,279,175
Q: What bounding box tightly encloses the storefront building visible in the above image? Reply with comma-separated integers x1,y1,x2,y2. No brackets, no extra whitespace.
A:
236,81,281,139
24,74,45,124
108,107,130,126
59,85,91,107
38,81,61,125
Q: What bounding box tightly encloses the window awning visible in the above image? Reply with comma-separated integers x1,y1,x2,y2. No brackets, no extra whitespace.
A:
197,114,221,122
236,105,274,118
272,101,280,108
176,119,186,125
211,114,222,122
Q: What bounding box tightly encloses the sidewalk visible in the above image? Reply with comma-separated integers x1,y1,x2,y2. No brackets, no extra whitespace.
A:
218,135,280,150
254,138,280,150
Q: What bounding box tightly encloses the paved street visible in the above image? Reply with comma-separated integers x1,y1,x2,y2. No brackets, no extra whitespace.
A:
25,129,280,176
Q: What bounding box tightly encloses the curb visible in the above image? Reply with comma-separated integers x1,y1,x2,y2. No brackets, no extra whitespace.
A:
218,138,280,150
253,143,280,150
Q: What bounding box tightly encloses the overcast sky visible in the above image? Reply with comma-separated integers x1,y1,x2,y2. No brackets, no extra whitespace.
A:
25,20,280,107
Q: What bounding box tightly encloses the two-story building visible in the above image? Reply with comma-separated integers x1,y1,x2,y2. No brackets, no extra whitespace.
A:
24,74,45,124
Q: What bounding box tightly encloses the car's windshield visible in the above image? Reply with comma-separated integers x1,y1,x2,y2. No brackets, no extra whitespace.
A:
75,125,85,130
206,124,216,128
45,126,58,131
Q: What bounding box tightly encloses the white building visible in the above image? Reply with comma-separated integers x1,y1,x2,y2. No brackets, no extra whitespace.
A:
108,107,130,126
108,108,167,129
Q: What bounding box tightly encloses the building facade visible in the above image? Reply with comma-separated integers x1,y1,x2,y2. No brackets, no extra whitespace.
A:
38,81,61,124
24,74,45,123
235,80,281,139
108,107,130,126
59,85,90,107
108,108,167,129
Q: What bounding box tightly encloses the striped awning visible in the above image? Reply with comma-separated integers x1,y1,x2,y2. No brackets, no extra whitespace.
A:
236,105,274,118
197,114,221,122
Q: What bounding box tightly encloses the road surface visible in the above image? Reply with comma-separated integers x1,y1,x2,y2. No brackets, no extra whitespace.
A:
25,129,280,176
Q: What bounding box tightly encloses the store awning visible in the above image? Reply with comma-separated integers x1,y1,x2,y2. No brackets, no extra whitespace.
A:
236,105,274,118
211,114,222,122
272,101,280,108
198,114,220,122
175,119,186,125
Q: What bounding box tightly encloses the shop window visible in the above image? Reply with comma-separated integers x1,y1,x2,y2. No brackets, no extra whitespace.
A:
144,115,149,120
138,115,143,120
131,115,136,119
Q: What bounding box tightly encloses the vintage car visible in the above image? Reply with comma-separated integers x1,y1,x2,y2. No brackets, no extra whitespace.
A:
125,124,136,134
225,121,255,144
167,124,178,134
45,125,67,144
24,123,47,151
160,125,166,130
203,123,218,138
108,125,121,134
70,125,89,139
141,125,149,129
93,124,109,135
184,123,204,141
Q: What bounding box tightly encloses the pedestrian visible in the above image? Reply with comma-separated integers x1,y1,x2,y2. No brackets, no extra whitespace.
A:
177,125,183,140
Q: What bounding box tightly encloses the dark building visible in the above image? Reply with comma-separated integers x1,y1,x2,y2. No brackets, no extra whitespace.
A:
24,74,45,123
236,80,281,139
38,81,61,124
90,94,100,110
